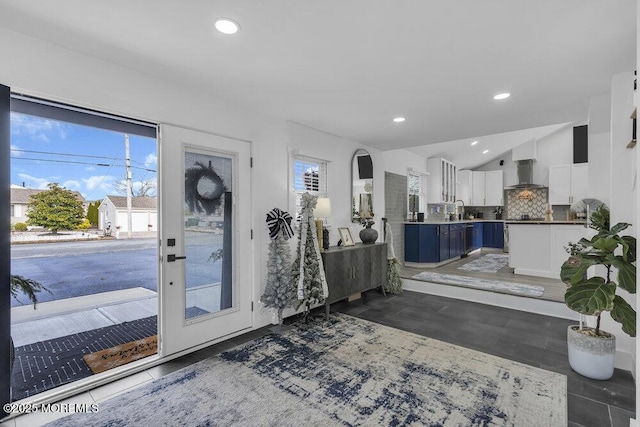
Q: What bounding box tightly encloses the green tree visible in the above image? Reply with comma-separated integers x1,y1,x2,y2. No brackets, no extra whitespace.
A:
27,183,85,234
87,201,99,226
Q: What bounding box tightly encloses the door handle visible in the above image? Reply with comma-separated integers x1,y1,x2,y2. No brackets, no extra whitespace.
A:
167,254,187,262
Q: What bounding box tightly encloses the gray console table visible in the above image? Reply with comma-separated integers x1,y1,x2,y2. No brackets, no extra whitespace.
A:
321,242,387,318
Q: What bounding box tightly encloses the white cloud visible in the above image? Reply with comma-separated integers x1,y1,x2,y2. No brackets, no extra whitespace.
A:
62,180,81,190
144,153,157,169
10,112,68,142
82,175,116,192
85,167,96,172
17,173,51,190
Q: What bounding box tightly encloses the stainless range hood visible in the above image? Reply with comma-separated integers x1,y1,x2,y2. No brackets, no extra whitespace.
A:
509,159,546,189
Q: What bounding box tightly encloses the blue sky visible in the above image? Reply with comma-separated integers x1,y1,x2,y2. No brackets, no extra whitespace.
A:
10,113,157,201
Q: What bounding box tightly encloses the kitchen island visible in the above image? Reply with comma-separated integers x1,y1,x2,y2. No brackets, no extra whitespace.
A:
507,220,592,279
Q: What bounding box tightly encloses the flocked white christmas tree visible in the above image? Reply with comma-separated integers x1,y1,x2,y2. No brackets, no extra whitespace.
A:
291,193,328,318
260,208,295,326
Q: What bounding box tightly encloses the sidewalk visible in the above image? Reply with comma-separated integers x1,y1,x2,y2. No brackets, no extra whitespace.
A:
11,230,157,244
11,288,158,346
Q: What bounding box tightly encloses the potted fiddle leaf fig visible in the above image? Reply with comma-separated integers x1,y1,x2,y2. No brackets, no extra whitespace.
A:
560,206,636,380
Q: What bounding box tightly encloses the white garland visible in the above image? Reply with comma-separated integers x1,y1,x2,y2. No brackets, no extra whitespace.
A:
297,193,329,301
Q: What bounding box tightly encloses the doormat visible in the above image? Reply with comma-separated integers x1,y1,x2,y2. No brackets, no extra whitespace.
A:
11,315,157,401
458,253,509,273
49,313,567,426
411,271,545,297
83,335,158,374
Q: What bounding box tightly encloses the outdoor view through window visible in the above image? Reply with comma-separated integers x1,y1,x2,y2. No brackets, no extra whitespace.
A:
9,111,158,400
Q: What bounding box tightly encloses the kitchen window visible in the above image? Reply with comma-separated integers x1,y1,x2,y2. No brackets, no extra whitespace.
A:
407,169,427,220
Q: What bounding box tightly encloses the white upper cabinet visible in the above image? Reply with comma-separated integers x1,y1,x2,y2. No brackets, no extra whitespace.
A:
471,171,486,206
484,170,504,206
427,157,457,203
471,170,503,206
549,163,589,205
457,169,472,206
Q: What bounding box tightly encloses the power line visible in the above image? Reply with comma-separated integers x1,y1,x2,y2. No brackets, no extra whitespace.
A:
10,156,156,172
10,148,120,161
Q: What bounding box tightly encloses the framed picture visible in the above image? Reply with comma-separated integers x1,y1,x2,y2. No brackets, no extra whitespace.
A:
338,227,355,246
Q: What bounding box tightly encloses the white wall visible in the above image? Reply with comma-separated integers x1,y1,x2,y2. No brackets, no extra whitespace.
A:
474,125,574,189
588,92,612,206
595,71,637,369
0,26,385,328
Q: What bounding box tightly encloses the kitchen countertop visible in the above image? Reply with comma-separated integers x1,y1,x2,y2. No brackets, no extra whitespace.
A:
404,219,504,224
404,219,587,225
505,220,587,225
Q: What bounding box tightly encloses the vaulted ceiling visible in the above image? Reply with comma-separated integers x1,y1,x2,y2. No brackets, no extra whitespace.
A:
0,1,636,168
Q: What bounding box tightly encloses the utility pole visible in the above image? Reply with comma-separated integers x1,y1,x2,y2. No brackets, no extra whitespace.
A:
125,134,133,239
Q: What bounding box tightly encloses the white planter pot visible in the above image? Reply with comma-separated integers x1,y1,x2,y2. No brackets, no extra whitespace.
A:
567,325,615,380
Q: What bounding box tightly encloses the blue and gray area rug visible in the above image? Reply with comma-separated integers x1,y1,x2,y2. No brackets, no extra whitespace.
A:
411,271,545,297
49,314,566,426
458,253,510,273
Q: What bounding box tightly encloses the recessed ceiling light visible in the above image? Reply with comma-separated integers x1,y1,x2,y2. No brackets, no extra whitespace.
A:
482,149,489,154
393,117,405,123
471,140,478,146
215,18,240,35
493,92,510,100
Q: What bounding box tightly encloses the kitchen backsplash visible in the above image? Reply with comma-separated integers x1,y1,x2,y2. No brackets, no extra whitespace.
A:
505,188,548,219
420,190,571,222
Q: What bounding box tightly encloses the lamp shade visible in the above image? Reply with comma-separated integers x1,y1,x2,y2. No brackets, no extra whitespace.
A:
314,198,332,218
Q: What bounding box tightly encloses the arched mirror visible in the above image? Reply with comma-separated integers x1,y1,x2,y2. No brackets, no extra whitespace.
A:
352,149,373,223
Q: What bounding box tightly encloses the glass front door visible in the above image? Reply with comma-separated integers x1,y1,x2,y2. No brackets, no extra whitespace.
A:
159,125,252,356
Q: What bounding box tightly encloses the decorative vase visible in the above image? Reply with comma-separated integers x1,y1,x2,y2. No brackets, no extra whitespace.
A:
359,226,378,244
567,325,616,380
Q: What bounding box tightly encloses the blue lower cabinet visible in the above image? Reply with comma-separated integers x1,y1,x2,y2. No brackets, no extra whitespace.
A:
472,223,483,250
405,224,450,262
439,225,450,261
482,222,504,249
448,224,465,258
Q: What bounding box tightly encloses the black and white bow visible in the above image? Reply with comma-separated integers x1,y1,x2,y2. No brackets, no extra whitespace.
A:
266,208,294,240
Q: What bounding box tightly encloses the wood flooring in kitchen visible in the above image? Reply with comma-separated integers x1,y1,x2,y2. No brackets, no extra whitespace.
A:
401,248,566,302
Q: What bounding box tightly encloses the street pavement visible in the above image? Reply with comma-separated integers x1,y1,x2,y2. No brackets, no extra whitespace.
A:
10,232,224,307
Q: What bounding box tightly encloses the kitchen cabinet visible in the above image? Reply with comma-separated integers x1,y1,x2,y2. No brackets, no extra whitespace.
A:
472,170,504,206
439,224,450,261
427,157,457,204
449,223,465,258
509,223,592,278
405,223,451,263
457,169,472,206
482,222,504,249
472,222,483,250
549,163,589,205
321,243,387,315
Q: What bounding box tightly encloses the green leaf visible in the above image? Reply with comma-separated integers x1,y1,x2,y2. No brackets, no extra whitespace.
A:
611,256,636,294
592,236,619,253
609,222,631,235
610,295,636,337
564,277,615,316
560,256,596,285
620,235,637,263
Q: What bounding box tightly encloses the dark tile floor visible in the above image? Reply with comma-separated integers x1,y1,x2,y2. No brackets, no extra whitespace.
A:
155,290,635,427
332,290,636,427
